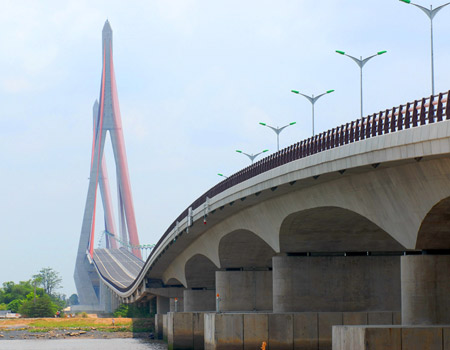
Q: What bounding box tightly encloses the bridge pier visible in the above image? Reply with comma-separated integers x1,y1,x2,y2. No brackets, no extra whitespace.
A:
215,270,272,312
183,290,216,312
401,254,450,325
272,255,401,313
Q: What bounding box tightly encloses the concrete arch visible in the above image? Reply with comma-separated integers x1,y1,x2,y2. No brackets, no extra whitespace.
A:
185,254,217,289
416,196,450,249
161,210,281,288
279,206,405,253
218,229,276,268
165,277,184,286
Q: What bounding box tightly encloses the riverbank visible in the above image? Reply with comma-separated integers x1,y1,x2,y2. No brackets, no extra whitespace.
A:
0,317,154,340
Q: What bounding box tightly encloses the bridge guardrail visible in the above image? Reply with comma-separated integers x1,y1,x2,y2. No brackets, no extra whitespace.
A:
112,91,449,294
157,92,449,248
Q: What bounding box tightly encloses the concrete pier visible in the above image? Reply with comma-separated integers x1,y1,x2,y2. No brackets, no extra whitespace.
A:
272,255,400,313
401,254,450,325
184,290,216,312
333,325,450,350
215,270,272,312
202,311,400,350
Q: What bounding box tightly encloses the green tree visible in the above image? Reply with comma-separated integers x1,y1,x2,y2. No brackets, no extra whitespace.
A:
7,299,23,313
19,295,57,317
33,267,62,296
0,281,36,304
68,294,79,306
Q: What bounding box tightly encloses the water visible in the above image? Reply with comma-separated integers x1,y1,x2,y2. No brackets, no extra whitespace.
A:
0,338,167,350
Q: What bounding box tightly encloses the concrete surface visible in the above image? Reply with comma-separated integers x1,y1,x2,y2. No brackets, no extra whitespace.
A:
183,290,216,312
215,270,272,312
273,255,401,313
401,254,450,325
333,325,450,350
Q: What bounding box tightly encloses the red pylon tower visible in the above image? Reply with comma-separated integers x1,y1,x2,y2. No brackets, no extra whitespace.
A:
75,20,141,305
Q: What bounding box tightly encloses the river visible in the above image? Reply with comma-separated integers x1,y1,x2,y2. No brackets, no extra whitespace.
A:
0,338,167,349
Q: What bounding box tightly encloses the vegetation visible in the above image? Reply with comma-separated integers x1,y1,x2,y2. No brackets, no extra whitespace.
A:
113,303,152,318
0,267,69,318
0,317,154,333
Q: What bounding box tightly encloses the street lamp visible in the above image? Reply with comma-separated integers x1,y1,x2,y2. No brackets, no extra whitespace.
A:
335,50,387,118
217,173,228,179
291,89,334,136
236,149,269,164
259,122,296,151
399,0,450,95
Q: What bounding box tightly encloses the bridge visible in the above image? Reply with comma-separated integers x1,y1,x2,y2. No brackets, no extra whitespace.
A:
75,21,450,350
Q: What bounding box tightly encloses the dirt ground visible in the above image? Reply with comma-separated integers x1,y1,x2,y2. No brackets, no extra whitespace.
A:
0,317,154,340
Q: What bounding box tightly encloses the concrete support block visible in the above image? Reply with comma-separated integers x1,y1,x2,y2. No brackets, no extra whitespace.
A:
170,297,184,312
318,312,343,350
193,312,205,350
168,312,194,350
401,255,450,325
332,326,401,350
163,314,168,342
184,289,216,312
156,313,164,339
268,314,293,350
294,313,318,350
343,312,368,325
216,270,272,312
157,295,170,314
244,314,268,350
273,255,400,313
402,327,442,350
444,328,450,350
367,312,393,325
393,312,402,325
204,313,244,350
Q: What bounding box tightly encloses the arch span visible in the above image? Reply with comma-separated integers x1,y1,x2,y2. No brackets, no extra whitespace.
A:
279,206,406,253
185,254,217,289
417,197,450,249
218,229,276,269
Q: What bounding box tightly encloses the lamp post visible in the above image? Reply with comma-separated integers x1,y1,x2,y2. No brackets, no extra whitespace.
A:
236,149,269,164
217,173,228,179
291,89,334,136
259,122,296,151
399,0,450,95
335,50,387,118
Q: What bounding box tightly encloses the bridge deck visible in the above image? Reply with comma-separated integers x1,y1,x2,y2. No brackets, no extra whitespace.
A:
93,248,144,289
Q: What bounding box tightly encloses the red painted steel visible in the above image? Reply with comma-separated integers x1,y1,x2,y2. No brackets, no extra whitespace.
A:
109,43,142,259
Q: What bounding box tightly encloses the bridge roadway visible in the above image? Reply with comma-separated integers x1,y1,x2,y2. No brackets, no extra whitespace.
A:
92,248,143,289
90,92,450,348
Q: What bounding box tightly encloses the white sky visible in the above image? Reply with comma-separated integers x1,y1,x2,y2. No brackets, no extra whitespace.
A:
1,0,449,297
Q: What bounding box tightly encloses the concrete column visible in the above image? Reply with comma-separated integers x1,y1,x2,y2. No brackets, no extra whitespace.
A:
157,295,170,314
401,254,450,325
215,270,272,312
272,255,400,313
183,289,216,311
155,313,163,339
170,297,184,312
149,297,156,315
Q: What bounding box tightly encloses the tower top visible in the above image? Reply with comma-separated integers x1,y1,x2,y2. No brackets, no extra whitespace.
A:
102,20,112,43
103,20,112,35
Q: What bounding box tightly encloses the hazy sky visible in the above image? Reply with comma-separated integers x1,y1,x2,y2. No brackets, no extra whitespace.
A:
1,0,450,297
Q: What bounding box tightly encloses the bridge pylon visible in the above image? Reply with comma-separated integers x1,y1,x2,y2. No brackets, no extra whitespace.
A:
74,20,142,307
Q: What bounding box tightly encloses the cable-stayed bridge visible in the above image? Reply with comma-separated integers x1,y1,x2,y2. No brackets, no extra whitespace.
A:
74,21,450,350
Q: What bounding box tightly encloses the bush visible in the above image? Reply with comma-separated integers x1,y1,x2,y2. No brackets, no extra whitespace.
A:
113,304,151,318
7,299,23,313
19,295,57,317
